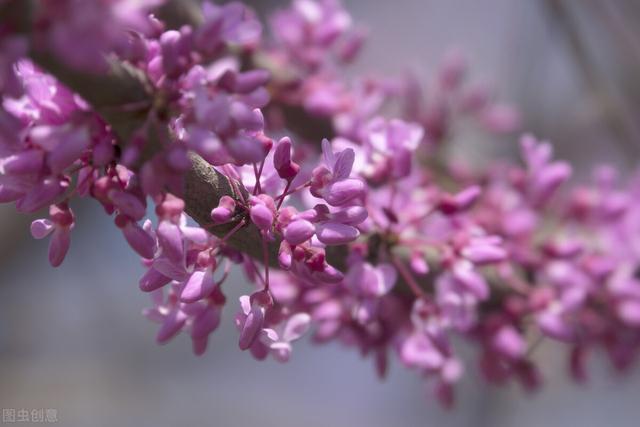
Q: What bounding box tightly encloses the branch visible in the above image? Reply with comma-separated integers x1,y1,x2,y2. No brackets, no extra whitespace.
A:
3,0,341,269
184,153,281,267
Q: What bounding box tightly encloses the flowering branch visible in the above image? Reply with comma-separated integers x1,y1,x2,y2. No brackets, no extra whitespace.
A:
2,0,639,409
2,0,300,266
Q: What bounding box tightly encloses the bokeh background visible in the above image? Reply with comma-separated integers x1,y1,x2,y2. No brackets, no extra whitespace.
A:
2,1,640,426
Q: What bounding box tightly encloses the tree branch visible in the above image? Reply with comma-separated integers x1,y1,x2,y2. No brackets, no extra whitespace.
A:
3,0,342,269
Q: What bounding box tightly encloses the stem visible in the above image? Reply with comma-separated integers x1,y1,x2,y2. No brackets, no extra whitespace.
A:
218,218,247,245
252,162,262,195
261,232,270,291
276,180,292,210
274,181,311,202
391,254,427,299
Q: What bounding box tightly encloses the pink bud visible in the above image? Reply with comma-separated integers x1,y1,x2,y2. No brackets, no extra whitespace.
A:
16,178,68,213
278,242,292,269
439,185,481,214
157,309,188,344
192,337,208,356
1,150,44,175
461,244,506,265
492,325,526,359
316,264,344,283
452,263,489,300
323,178,364,207
250,203,273,231
227,135,268,165
410,252,429,275
180,270,216,303
230,103,264,131
618,300,640,326
284,219,315,245
92,138,114,167
233,70,270,94
0,184,22,203
211,204,234,224
139,268,171,292
316,222,359,245
48,228,70,267
152,257,188,281
191,304,221,340
532,162,572,205
160,30,184,78
156,194,185,219
274,137,300,180
239,306,265,350
119,219,156,259
274,137,292,169
48,129,90,173
537,310,573,341
157,221,184,262
330,205,368,225
109,190,146,221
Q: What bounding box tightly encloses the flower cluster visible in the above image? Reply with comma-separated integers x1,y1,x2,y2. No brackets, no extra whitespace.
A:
2,0,640,409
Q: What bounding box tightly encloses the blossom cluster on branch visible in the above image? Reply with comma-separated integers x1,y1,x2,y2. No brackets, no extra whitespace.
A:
1,0,640,407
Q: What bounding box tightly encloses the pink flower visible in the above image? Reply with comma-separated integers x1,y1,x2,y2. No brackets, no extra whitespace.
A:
30,204,75,267
261,312,311,362
236,290,273,351
310,139,364,207
211,195,237,224
345,261,397,297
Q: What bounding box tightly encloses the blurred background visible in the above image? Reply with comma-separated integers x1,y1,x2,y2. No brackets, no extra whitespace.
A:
2,0,640,426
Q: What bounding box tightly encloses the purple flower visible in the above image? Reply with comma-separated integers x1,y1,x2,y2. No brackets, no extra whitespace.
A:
310,139,364,206
30,204,75,267
345,261,397,297
361,117,423,181
284,219,316,245
273,137,300,180
236,290,273,351
211,195,237,224
261,312,311,362
520,135,572,206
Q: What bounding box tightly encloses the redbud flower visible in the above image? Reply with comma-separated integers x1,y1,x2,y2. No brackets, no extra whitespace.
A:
284,219,316,245
311,139,364,206
273,137,300,180
236,290,273,351
211,195,236,224
30,204,75,267
261,312,311,362
345,261,397,297
249,196,275,231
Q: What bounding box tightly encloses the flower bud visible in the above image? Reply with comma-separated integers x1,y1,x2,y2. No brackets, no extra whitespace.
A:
139,268,171,293
181,270,216,303
233,70,271,94
316,222,359,245
284,219,315,245
1,150,44,175
118,217,156,259
323,178,364,207
211,195,236,224
250,203,273,231
109,190,146,221
274,137,301,180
